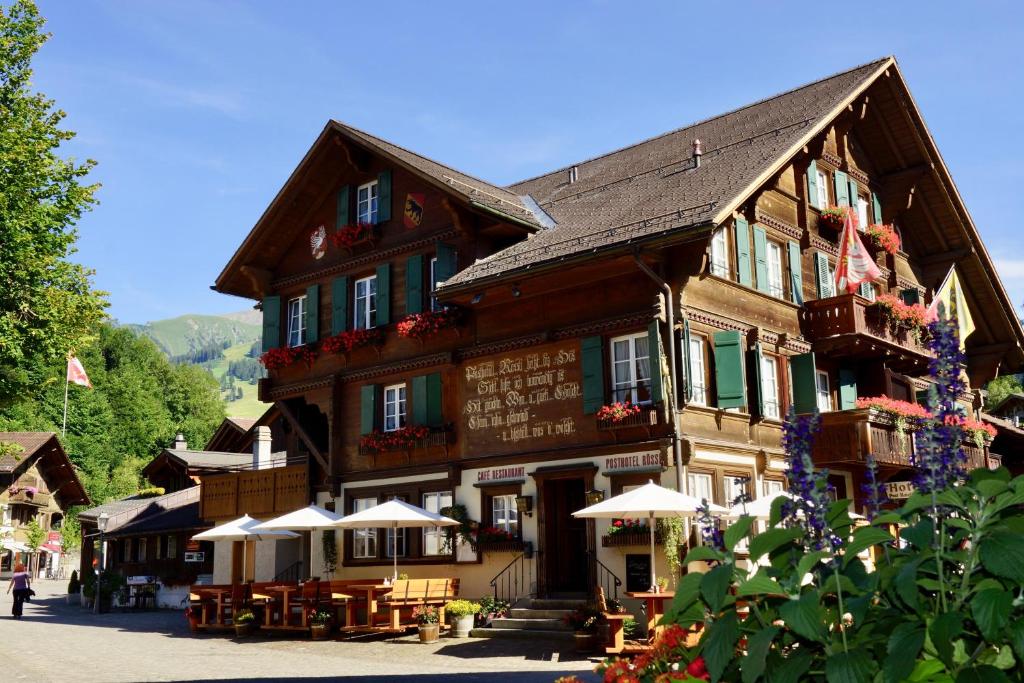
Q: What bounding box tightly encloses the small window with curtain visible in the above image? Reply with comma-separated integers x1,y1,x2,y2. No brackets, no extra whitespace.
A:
422,491,453,556
760,354,780,419
816,170,829,209
383,384,407,432
491,494,519,537
766,241,784,298
287,296,307,347
352,497,378,559
710,228,729,278
816,371,832,413
610,333,652,404
856,195,870,231
357,180,378,224
354,276,377,330
688,336,708,406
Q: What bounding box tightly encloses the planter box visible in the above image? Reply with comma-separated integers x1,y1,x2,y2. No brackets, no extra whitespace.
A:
359,426,455,455
476,540,524,554
602,531,664,548
597,406,659,431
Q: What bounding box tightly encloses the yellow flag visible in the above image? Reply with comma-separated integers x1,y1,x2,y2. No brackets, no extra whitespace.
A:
926,267,975,349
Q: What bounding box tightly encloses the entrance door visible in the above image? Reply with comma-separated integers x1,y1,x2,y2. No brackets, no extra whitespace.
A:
542,478,589,595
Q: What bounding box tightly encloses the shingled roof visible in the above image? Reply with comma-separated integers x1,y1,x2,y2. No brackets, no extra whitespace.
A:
440,57,892,289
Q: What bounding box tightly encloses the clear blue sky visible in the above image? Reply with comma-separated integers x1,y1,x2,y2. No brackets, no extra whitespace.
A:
33,0,1024,324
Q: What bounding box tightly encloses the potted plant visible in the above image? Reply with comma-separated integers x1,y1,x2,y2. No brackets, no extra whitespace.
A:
655,576,669,593
412,605,440,643
309,609,332,640
562,605,600,652
66,570,80,605
445,599,481,638
476,596,510,627
818,206,846,230
234,609,256,637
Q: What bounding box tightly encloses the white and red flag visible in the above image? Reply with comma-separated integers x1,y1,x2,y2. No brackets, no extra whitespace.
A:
67,355,92,388
834,206,881,294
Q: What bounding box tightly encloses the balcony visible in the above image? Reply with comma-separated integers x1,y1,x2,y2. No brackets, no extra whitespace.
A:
7,488,50,507
199,464,308,520
813,408,990,470
357,425,455,456
800,294,932,371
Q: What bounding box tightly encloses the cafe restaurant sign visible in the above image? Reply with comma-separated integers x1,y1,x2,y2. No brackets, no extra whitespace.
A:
883,481,915,500
476,465,526,484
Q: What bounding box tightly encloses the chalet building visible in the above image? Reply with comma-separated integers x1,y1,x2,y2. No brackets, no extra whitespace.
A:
210,56,1023,599
0,433,89,578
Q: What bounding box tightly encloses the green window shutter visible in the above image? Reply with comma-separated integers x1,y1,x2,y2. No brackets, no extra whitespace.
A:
871,192,883,224
435,243,457,284
838,367,857,410
807,160,820,210
834,170,850,207
411,375,427,426
261,296,281,351
751,341,764,417
360,384,378,435
336,185,350,228
814,252,833,299
734,218,752,287
305,284,320,343
581,336,605,415
377,170,392,223
752,225,769,293
375,263,391,325
713,330,746,409
788,241,804,304
790,352,818,414
331,277,349,335
848,178,859,212
426,372,443,427
647,321,664,405
406,254,424,314
900,288,920,306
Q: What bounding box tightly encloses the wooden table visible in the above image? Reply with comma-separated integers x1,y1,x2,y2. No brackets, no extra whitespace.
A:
263,585,298,628
198,588,229,625
626,591,675,638
344,584,393,628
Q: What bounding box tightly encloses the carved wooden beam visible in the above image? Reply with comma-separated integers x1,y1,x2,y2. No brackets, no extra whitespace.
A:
275,400,329,472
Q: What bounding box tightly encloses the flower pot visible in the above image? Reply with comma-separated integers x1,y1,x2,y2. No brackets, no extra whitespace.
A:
574,631,595,652
596,622,611,646
418,623,440,643
450,614,475,638
310,624,330,640
235,622,255,637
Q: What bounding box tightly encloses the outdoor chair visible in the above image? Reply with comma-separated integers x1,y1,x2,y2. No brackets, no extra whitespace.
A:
293,579,321,627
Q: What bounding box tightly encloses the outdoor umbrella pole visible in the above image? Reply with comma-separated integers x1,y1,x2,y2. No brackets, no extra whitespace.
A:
649,510,656,592
392,522,398,582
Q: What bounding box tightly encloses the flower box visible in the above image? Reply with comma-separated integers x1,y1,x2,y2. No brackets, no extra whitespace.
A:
397,308,461,341
864,223,901,255
259,346,316,371
330,222,378,251
817,206,846,231
869,294,930,342
475,540,525,553
358,425,454,455
319,328,384,355
602,530,664,547
596,404,658,430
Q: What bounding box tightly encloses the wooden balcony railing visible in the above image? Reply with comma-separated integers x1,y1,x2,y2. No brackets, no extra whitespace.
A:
358,425,455,456
7,488,50,507
800,294,932,366
199,464,308,521
596,405,661,431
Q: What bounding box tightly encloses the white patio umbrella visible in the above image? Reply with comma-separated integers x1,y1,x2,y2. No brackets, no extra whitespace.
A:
573,480,728,592
331,499,459,581
251,504,345,579
192,515,299,582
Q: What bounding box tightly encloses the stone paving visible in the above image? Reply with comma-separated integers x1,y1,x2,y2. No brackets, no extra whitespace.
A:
0,581,600,682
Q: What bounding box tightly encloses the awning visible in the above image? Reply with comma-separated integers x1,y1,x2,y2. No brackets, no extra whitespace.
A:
41,542,62,554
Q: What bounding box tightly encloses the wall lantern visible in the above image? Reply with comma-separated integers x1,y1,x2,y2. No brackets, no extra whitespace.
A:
585,489,606,507
514,494,533,517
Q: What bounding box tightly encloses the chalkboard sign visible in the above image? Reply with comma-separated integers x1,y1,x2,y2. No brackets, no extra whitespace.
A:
625,554,652,593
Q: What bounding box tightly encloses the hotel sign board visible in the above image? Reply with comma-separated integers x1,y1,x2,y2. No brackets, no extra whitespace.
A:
604,452,662,473
883,481,915,500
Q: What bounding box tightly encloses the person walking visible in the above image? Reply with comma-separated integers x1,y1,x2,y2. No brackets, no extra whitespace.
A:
7,562,32,619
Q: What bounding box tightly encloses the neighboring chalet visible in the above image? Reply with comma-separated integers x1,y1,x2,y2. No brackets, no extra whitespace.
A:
0,433,89,578
210,57,1024,599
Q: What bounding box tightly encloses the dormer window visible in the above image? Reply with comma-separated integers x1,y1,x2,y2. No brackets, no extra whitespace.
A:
357,180,379,224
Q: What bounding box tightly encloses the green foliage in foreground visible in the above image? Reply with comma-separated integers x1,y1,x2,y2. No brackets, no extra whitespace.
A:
660,468,1024,683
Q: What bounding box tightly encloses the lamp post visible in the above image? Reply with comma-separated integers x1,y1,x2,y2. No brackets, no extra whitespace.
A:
94,513,109,615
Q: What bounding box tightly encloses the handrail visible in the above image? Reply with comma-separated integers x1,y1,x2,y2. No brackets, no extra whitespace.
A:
274,560,304,582
589,551,622,601
489,552,533,606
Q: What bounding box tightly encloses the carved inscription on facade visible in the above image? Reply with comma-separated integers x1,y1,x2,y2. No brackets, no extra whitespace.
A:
461,343,583,451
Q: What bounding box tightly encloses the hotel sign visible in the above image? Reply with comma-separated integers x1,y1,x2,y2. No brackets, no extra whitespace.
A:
883,481,915,499
605,452,662,472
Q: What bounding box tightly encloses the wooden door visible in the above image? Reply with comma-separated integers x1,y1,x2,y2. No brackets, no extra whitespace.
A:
542,478,588,595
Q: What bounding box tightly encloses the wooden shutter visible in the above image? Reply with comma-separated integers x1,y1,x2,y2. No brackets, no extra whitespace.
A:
788,241,803,304
360,384,378,435
411,375,427,426
336,186,350,228
734,218,752,287
814,252,833,299
410,373,443,427
900,288,920,306
858,282,873,299
871,192,883,224
426,372,443,426
406,254,424,314
790,352,817,414
377,170,392,223
581,336,605,415
838,368,857,410
847,178,859,212
751,341,764,417
834,170,850,207
435,243,457,284
752,225,769,293
713,330,746,409
261,296,281,351
305,284,319,343
647,321,664,405
807,160,820,209
331,277,349,335
375,263,391,325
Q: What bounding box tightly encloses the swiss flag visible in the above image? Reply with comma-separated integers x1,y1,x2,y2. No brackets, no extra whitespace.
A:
67,355,92,389
834,207,881,294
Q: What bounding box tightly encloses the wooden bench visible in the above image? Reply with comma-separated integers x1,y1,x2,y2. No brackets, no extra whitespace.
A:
380,578,459,630
596,587,632,654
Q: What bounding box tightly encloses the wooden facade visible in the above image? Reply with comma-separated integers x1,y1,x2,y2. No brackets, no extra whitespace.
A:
212,58,1023,597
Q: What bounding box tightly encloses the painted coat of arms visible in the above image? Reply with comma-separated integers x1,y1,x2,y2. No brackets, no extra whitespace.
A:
310,224,327,259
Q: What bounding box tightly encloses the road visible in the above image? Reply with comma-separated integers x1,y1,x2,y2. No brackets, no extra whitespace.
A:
0,580,598,682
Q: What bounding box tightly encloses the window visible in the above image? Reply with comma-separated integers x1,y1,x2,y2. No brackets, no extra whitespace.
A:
688,336,707,407
610,333,651,404
287,296,307,347
136,538,147,563
167,535,177,560
122,539,132,563
383,384,407,432
860,283,876,302
816,370,832,413
422,491,453,556
710,228,729,278
352,497,378,559
491,494,519,537
155,536,163,560
816,170,829,209
385,495,406,558
856,196,869,231
724,476,751,507
354,276,377,330
760,354,780,419
766,241,784,298
429,257,441,311
357,180,378,225
764,479,785,497
688,472,714,503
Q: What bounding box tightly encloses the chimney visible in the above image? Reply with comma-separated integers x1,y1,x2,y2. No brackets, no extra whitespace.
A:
253,426,272,470
692,139,703,168
173,433,187,450
569,165,578,184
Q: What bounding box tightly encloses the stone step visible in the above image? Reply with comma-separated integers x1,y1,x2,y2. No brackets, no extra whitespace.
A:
525,598,588,610
508,607,574,620
491,617,572,631
470,627,574,641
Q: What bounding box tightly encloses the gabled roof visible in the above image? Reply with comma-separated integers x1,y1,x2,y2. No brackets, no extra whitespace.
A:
106,500,207,538
0,432,89,508
79,487,199,533
441,58,892,289
988,392,1024,417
